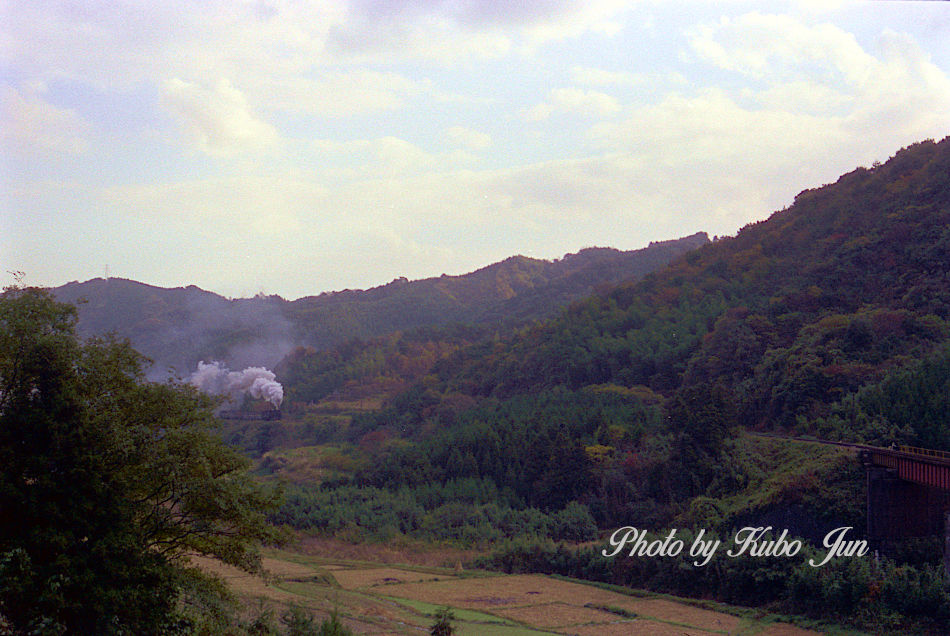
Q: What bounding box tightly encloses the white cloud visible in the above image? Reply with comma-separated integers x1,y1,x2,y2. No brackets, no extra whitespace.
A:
524,87,621,121
591,88,838,152
583,13,950,229
690,12,874,85
99,175,323,237
582,83,901,228
254,70,422,116
64,171,467,296
373,137,436,175
445,126,492,150
160,78,280,155
0,1,634,146
523,102,554,123
309,135,481,180
681,13,950,157
753,80,853,115
2,2,343,89
310,138,373,155
790,0,850,15
518,1,627,46
327,0,629,62
571,65,645,87
860,29,950,137
325,15,514,64
0,86,90,154
4,1,632,92
5,144,712,298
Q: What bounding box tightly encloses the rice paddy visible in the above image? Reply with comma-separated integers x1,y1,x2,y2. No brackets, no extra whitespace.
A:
196,549,838,635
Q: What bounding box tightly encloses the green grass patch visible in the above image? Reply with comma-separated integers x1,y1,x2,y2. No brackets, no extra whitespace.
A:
456,624,559,635
379,597,560,635
378,595,513,625
583,602,637,618
675,432,864,532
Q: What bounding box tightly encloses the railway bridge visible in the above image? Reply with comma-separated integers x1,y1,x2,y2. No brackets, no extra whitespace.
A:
753,434,950,571
860,444,950,570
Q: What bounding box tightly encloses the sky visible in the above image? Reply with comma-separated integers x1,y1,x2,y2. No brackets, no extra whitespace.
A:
2,1,949,300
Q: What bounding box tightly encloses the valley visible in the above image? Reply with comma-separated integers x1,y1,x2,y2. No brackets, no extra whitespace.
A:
196,548,837,635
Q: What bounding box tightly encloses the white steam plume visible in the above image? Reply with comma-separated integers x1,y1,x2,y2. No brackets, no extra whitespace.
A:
189,361,283,408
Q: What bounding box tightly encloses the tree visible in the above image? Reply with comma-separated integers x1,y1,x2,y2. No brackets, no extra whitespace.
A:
280,604,323,636
316,608,353,636
429,607,455,636
0,286,282,634
667,383,737,498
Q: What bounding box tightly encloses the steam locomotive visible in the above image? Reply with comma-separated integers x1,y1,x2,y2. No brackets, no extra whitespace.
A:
217,409,282,421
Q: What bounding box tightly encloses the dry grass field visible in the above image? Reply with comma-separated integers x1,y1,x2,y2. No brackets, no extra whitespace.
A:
195,549,850,635
295,535,478,567
330,567,458,589
493,603,632,629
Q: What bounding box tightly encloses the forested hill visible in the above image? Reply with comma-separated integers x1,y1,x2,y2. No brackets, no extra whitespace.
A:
249,138,950,635
284,232,708,344
413,137,950,442
51,232,707,377
52,278,291,376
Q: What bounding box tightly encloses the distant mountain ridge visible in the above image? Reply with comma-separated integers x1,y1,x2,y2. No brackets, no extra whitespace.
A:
52,233,709,377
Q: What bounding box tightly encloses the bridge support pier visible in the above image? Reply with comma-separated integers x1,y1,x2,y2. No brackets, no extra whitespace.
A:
866,463,948,568
859,447,950,574
946,511,950,576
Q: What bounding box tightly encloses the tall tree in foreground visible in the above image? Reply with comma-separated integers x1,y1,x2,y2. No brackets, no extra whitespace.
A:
0,285,282,634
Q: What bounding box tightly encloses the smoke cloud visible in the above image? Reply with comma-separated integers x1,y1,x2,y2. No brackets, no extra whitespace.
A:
189,360,283,408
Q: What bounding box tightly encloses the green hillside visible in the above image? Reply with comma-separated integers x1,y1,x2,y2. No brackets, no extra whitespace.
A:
268,138,950,634
52,234,707,377
427,138,950,438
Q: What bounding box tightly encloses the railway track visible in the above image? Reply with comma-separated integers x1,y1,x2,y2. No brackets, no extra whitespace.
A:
748,431,950,466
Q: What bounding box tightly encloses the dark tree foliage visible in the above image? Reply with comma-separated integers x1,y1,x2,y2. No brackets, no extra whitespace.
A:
429,607,455,636
0,286,282,634
667,383,737,498
814,343,950,450
359,388,657,513
278,325,485,405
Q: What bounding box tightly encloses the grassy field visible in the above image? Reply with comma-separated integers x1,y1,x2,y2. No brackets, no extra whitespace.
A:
195,547,865,635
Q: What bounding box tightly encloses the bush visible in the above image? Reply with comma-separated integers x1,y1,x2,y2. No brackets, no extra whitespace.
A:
429,607,455,636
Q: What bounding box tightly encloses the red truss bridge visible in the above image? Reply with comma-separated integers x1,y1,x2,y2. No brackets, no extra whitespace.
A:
862,444,950,490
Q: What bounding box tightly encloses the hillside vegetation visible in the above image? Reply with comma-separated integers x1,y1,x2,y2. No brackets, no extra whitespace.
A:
266,138,950,635
428,138,950,436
